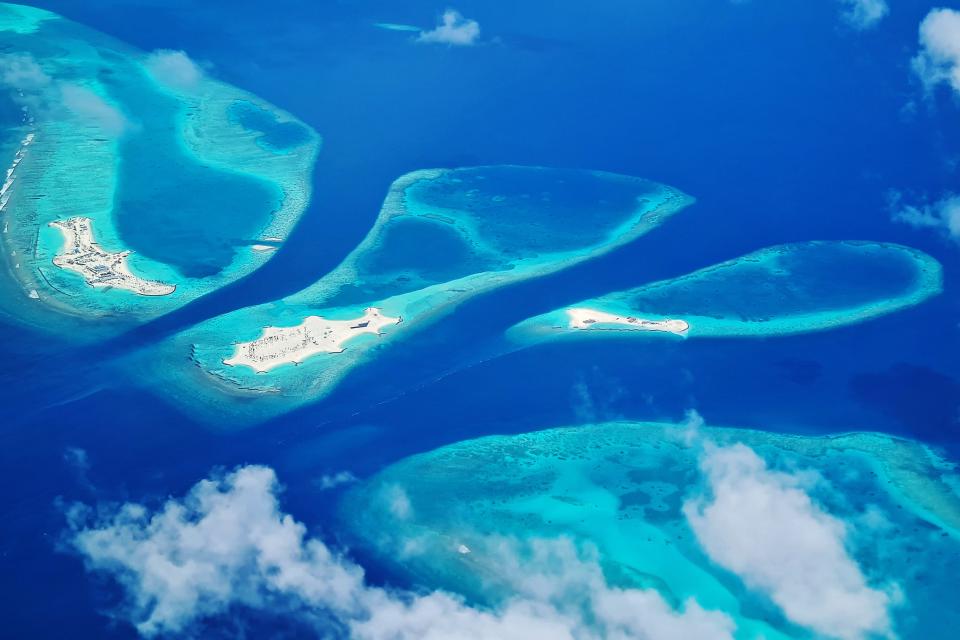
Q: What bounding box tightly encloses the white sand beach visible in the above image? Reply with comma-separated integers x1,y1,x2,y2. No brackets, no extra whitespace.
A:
50,217,176,296
223,307,402,373
0,132,34,213
567,307,689,335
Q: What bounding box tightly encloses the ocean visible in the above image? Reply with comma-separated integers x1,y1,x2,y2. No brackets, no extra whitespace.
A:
0,0,958,637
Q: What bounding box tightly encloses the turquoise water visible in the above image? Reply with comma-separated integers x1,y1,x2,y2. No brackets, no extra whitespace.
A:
623,242,926,320
355,216,504,285
0,4,52,33
0,7,319,332
509,241,943,342
228,100,311,153
104,61,282,278
405,166,668,255
142,166,692,422
2,2,959,638
340,421,960,640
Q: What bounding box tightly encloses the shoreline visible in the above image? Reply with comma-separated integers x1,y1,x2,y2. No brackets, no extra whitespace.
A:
49,217,176,296
0,131,34,213
507,241,944,345
160,169,695,420
223,307,401,373
567,307,690,334
0,8,322,331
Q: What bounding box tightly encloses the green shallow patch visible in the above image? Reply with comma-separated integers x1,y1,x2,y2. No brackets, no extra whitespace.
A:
140,166,692,423
507,241,943,344
339,421,960,640
0,4,320,336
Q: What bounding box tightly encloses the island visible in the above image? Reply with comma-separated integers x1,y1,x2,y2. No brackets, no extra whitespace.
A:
223,308,400,372
340,420,960,640
567,307,689,334
50,218,175,296
0,4,320,335
508,241,943,344
141,165,694,422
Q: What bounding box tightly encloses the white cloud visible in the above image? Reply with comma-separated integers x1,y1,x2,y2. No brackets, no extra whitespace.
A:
316,470,357,490
568,372,625,422
385,483,413,520
64,447,99,494
678,408,705,446
59,84,128,136
356,539,734,640
66,465,368,637
839,0,889,30
0,53,50,91
0,53,52,117
912,8,960,95
63,447,90,473
684,444,894,640
890,191,960,242
731,0,888,29
418,10,480,46
0,54,128,135
570,377,598,422
144,49,203,91
66,465,736,639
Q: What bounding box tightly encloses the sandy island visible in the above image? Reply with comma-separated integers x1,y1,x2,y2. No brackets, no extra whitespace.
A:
223,307,402,373
49,217,175,296
567,307,689,335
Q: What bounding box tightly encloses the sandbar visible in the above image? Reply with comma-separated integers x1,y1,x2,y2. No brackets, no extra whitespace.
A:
567,307,689,334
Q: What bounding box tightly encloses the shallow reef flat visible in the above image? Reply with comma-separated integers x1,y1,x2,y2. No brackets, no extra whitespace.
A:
0,3,319,336
340,421,960,640
0,3,50,34
150,166,692,420
507,241,943,344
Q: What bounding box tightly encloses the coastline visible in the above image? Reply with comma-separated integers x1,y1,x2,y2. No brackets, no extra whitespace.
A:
566,307,690,334
49,217,176,296
142,168,695,423
223,307,401,373
0,7,321,334
507,241,944,345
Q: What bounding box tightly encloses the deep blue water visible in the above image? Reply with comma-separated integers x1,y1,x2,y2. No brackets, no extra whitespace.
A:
403,166,662,252
1,0,959,637
102,54,282,278
357,216,498,282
